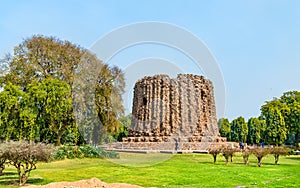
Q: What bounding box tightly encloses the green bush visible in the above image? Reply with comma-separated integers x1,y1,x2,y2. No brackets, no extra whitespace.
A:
54,145,119,160
93,146,119,158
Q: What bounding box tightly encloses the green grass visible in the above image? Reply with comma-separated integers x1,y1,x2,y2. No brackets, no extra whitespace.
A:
0,153,299,187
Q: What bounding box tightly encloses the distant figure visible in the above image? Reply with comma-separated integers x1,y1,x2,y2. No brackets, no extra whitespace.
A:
175,139,179,151
261,141,265,148
239,142,244,149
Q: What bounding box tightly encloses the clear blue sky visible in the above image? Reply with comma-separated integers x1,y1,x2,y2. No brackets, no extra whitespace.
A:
1,0,300,121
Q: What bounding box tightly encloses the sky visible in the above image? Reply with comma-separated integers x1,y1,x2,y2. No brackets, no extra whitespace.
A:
1,0,300,121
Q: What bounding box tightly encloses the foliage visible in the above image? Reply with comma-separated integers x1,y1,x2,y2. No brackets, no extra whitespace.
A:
259,92,300,147
72,52,126,145
270,146,288,165
247,117,265,144
0,35,125,145
0,141,53,185
230,116,248,142
54,145,119,160
114,114,131,141
261,102,287,145
220,90,300,146
0,83,38,141
94,65,125,137
0,79,77,145
280,91,300,147
285,133,296,145
27,78,75,146
218,118,231,141
0,35,83,87
251,147,270,167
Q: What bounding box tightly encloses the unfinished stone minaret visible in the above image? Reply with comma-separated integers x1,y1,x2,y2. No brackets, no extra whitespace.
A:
123,74,223,147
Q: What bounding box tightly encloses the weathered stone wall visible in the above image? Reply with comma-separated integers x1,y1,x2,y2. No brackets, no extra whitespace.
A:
124,74,222,144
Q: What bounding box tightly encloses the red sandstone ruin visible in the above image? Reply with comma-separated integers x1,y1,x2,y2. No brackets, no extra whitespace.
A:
122,74,224,150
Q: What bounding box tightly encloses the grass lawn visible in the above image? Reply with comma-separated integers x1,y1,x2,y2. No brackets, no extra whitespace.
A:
0,153,299,187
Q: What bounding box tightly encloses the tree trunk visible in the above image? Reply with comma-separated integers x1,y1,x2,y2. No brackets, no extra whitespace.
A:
225,158,229,165
243,156,249,165
275,155,279,165
56,129,64,146
258,157,262,167
20,174,28,186
0,162,5,176
295,131,299,148
0,167,4,176
213,155,217,164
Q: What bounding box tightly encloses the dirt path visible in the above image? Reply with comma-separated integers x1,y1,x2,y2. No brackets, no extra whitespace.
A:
25,178,143,188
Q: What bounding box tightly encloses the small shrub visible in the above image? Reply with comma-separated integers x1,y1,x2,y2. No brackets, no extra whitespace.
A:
0,141,53,185
208,146,222,164
221,146,236,165
242,148,252,165
93,146,119,158
54,145,83,159
79,145,99,158
54,145,119,160
251,147,270,167
270,146,288,165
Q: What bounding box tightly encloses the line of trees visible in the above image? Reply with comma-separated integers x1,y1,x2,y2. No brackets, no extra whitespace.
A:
209,145,288,167
219,91,300,147
0,35,127,145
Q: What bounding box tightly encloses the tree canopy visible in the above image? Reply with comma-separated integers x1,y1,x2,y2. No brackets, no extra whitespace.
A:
247,117,265,145
0,35,126,145
219,91,300,147
280,91,300,146
218,118,231,141
230,116,248,143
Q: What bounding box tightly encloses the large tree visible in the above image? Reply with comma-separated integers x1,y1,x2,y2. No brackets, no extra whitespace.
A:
218,118,231,141
280,91,300,147
73,53,125,144
27,78,75,146
1,36,83,87
0,83,38,141
261,101,287,145
247,117,265,145
230,116,248,142
0,36,125,145
95,65,125,133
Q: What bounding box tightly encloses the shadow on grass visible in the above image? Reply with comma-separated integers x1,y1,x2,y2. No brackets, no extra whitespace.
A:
0,171,18,181
27,178,44,184
2,171,17,176
198,161,216,165
0,179,17,186
0,176,44,186
199,160,280,168
286,156,300,161
197,161,249,166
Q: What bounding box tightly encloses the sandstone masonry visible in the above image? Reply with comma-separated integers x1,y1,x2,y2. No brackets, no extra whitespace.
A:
123,74,224,147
